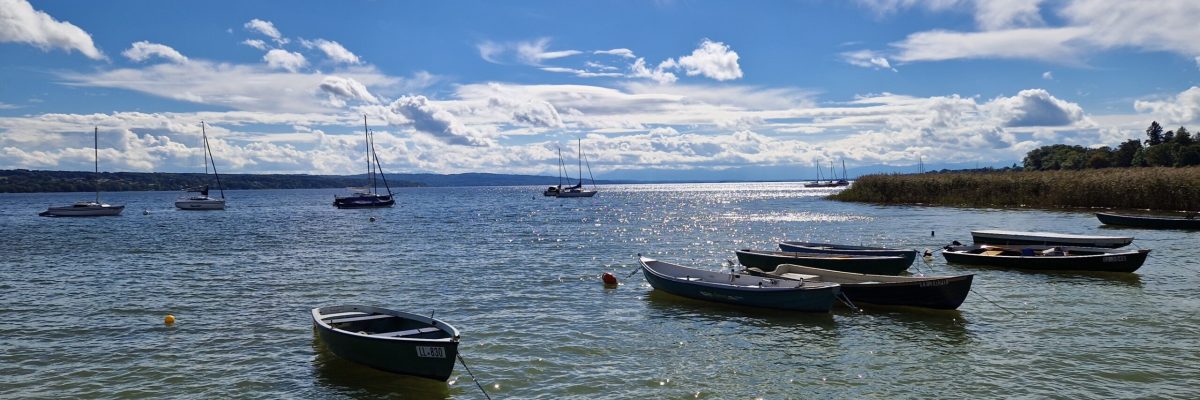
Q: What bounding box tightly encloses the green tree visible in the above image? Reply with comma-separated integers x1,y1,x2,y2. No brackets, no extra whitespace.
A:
1087,152,1111,168
1177,144,1200,166
1131,147,1147,167
1113,139,1143,167
1146,121,1164,146
1175,127,1193,146
1144,143,1176,166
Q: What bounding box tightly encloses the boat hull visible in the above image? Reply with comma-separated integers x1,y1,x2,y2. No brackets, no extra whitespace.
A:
736,249,912,275
39,204,124,217
640,258,837,312
746,266,972,310
556,190,596,198
334,194,395,208
778,242,917,266
942,246,1150,273
311,306,458,381
175,198,225,210
1096,212,1200,230
971,230,1132,248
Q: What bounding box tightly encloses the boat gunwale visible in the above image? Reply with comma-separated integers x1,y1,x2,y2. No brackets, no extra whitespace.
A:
639,257,838,291
311,306,459,343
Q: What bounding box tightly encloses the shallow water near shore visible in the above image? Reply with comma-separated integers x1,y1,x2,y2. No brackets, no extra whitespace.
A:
1,183,1198,398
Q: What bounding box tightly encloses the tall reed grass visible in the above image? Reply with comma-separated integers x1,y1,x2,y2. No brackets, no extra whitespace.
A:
830,167,1200,210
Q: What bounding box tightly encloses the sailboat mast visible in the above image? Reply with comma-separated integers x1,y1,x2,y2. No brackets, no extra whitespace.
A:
557,145,563,188
842,159,847,181
202,122,225,199
577,138,582,184
364,115,372,192
94,126,99,203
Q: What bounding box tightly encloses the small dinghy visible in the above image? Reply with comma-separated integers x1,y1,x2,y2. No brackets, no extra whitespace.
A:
942,244,1150,273
971,229,1132,248
735,249,912,275
1096,212,1200,230
778,241,917,266
639,256,840,312
744,264,973,310
311,305,459,381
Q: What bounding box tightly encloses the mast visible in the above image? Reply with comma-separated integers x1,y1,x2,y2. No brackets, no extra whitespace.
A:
556,144,563,189
94,126,99,203
577,138,583,185
369,127,392,195
364,115,374,193
202,122,224,199
841,159,847,181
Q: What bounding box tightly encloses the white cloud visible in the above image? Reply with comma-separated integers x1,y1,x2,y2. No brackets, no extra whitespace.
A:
388,95,494,146
319,76,378,106
301,38,361,64
243,18,286,44
983,88,1084,127
263,49,307,72
842,50,896,70
0,0,104,59
974,0,1045,30
1195,56,1200,70
241,39,267,50
477,38,581,66
594,48,635,58
1134,86,1200,124
629,58,677,84
893,27,1088,63
1042,71,1053,80
670,39,743,81
540,66,623,78
122,41,188,64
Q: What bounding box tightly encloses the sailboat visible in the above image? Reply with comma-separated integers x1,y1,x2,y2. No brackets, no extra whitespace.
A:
334,116,395,208
175,122,226,210
39,127,125,217
555,138,597,198
542,145,567,196
834,159,850,186
804,160,850,188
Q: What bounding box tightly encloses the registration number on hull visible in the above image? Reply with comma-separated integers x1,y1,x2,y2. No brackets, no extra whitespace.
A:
416,346,446,359
1102,256,1127,263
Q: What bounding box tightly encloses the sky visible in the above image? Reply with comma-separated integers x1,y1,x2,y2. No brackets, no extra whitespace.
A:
1,0,1199,180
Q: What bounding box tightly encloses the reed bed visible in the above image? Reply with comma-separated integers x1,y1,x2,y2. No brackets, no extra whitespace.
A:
830,167,1200,211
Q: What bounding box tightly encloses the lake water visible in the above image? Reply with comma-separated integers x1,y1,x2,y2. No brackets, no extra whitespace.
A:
1,183,1197,398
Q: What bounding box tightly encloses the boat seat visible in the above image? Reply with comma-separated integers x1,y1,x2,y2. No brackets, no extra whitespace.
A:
780,273,820,281
327,314,395,324
378,327,441,337
319,311,368,320
981,250,1005,256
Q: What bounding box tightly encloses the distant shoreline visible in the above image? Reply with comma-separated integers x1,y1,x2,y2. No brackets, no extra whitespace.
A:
830,167,1200,211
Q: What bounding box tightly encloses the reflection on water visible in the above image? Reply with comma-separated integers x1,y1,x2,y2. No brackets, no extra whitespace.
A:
643,289,837,328
311,335,454,400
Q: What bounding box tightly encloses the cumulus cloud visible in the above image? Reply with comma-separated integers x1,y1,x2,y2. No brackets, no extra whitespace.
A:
388,95,493,146
1134,86,1200,124
301,38,361,64
319,76,378,106
241,39,267,50
122,41,187,63
842,50,896,70
487,97,564,128
0,0,104,59
983,89,1084,127
263,49,307,72
243,18,286,44
670,39,743,81
629,58,677,84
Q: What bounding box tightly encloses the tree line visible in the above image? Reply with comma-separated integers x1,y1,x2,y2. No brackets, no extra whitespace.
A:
1023,121,1200,170
0,170,424,193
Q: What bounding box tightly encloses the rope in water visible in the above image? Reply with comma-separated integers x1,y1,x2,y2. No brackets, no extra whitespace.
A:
457,354,493,400
969,288,1017,317
835,291,861,312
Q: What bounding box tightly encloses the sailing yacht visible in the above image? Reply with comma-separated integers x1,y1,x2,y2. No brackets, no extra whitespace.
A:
334,116,395,208
175,122,226,210
556,138,597,198
543,145,567,196
39,127,125,217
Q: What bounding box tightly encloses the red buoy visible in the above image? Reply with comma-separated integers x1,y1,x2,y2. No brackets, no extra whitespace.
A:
602,272,618,286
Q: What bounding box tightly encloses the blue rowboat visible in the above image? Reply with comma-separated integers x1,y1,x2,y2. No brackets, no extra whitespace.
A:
942,244,1150,273
736,249,913,275
1096,212,1200,230
745,264,973,310
778,241,917,266
311,305,459,381
638,257,839,312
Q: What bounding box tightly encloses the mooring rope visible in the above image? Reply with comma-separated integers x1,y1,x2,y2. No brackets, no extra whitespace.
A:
969,288,1017,317
836,292,861,312
457,354,493,400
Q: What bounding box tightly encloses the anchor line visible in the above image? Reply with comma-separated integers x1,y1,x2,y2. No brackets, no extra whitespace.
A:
457,354,493,400
970,288,1017,318
836,292,860,312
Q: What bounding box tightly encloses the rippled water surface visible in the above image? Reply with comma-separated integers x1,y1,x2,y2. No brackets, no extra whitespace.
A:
2,183,1198,398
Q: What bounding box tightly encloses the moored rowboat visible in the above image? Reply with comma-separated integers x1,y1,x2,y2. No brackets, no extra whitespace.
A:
735,249,912,275
942,244,1150,273
311,305,459,381
639,256,839,312
778,241,917,266
971,229,1132,248
744,264,973,310
1096,212,1200,230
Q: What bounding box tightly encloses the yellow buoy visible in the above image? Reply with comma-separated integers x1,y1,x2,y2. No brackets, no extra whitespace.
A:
164,314,176,325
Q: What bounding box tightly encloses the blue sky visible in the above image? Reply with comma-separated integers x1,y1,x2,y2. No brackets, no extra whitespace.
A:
1,0,1199,179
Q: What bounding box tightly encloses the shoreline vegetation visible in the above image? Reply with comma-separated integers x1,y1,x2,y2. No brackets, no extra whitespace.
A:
831,167,1200,211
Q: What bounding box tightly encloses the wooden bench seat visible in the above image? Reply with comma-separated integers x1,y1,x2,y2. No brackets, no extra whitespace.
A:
327,314,394,324
319,311,368,320
378,327,441,337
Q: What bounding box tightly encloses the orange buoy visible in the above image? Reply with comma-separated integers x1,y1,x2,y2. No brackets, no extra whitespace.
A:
164,314,176,325
601,272,618,286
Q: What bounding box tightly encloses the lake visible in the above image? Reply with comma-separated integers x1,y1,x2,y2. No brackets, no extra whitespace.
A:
1,183,1197,398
